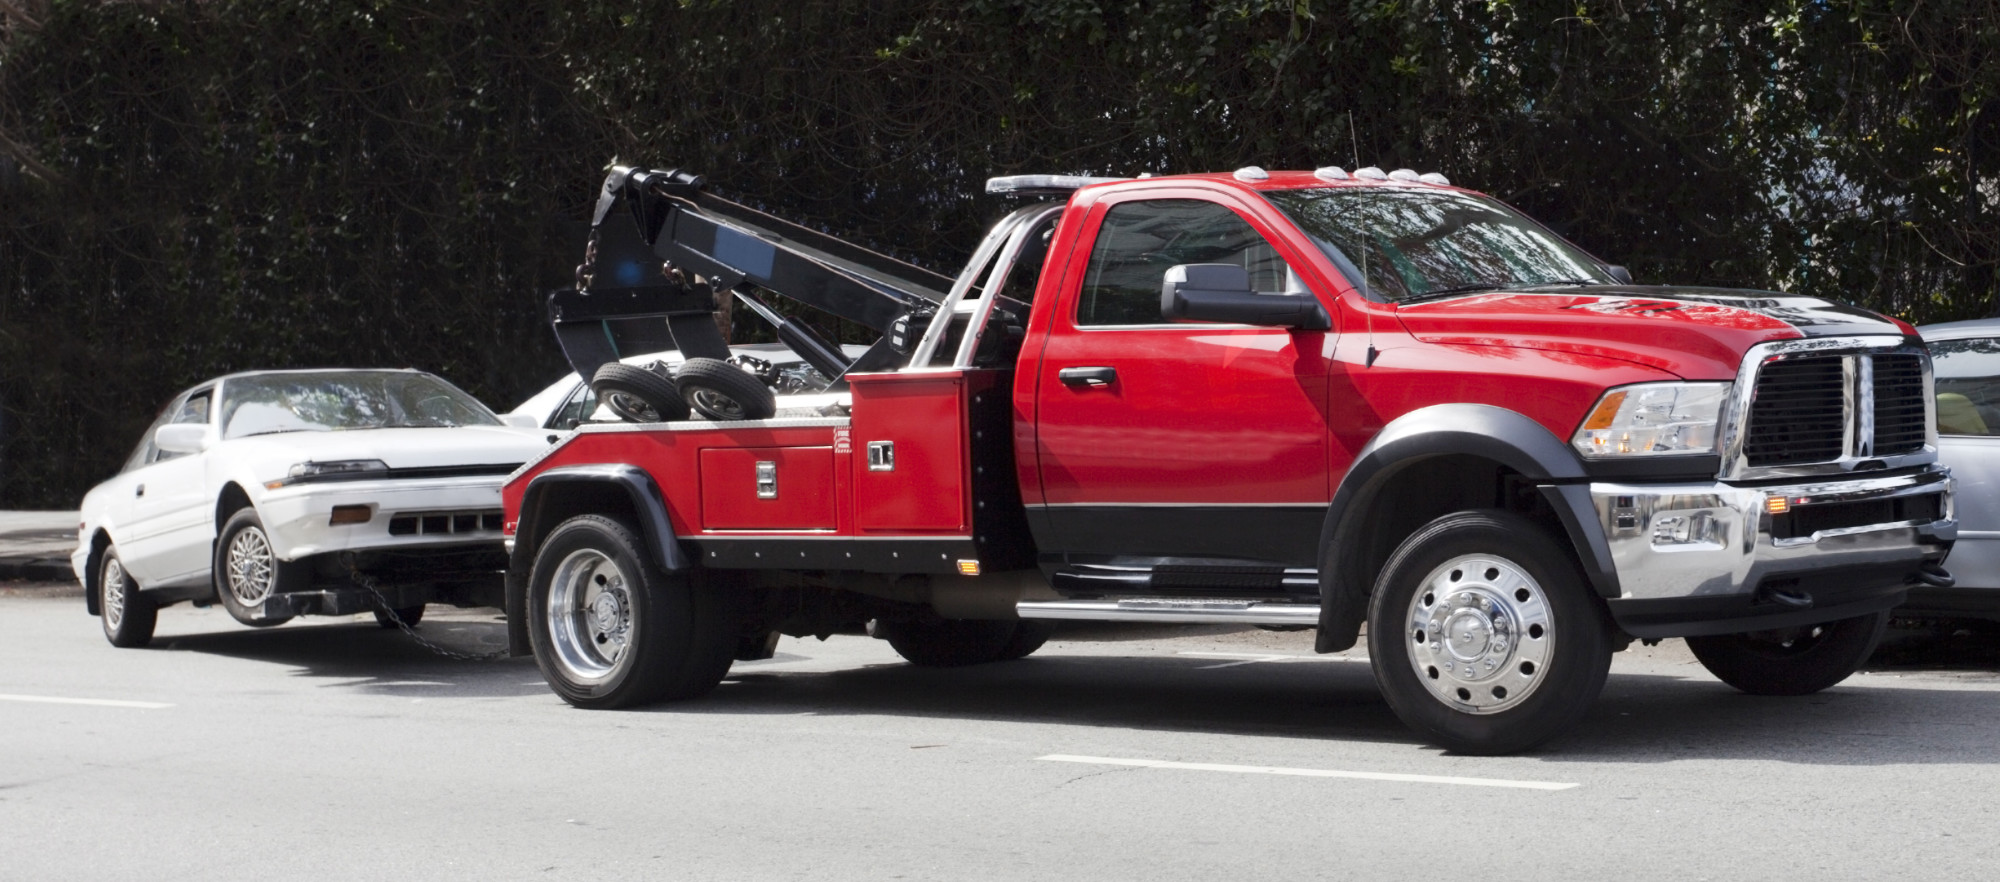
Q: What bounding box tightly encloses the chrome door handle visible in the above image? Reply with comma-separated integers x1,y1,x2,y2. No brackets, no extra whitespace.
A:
1058,366,1118,388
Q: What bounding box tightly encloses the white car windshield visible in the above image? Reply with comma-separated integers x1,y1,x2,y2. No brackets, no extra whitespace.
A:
220,371,501,438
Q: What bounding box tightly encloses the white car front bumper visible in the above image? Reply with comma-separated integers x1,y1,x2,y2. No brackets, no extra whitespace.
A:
259,475,510,561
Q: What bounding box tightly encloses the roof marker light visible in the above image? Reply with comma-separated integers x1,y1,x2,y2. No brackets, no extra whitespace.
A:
1355,166,1388,180
1419,172,1452,186
1389,168,1420,182
1233,166,1270,182
1314,166,1351,181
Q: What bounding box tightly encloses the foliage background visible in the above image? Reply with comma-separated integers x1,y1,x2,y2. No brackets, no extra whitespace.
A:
1,0,1996,507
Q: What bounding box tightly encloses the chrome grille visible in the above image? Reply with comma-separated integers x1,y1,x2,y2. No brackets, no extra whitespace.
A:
1744,356,1847,466
1740,348,1931,471
1870,354,1928,455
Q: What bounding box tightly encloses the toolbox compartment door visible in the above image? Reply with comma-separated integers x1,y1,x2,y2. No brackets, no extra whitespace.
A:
699,446,837,530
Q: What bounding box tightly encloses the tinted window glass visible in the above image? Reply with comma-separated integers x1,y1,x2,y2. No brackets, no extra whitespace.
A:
1930,337,2000,436
1264,187,1611,302
1077,200,1299,326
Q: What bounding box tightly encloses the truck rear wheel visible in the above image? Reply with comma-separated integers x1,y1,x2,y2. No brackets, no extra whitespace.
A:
1367,510,1613,755
1685,611,1888,696
877,618,1023,667
527,514,735,708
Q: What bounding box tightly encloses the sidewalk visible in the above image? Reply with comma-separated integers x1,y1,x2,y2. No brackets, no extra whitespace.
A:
0,511,80,582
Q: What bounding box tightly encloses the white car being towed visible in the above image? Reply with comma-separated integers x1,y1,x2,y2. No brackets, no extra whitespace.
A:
74,369,554,647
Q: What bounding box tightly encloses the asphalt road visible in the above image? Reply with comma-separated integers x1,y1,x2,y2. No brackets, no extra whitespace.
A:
4,581,1999,881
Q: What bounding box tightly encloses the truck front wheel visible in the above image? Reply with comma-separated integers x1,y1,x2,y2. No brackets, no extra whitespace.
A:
1367,510,1613,755
527,514,735,708
1685,612,1888,696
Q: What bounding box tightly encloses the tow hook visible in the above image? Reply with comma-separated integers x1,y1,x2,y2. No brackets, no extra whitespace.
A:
1917,561,1955,589
1753,584,1814,610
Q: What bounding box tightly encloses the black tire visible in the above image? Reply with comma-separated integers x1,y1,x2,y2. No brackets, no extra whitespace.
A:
526,514,736,708
997,621,1053,661
373,605,426,628
1686,611,1889,696
1367,510,1613,755
98,547,157,648
878,618,1018,667
214,508,301,627
593,363,690,423
677,357,777,421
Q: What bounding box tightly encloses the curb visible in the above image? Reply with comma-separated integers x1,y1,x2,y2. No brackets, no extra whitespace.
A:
0,557,75,582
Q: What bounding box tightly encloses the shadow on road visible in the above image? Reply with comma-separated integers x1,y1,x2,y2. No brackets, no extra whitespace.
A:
152,616,544,698
141,615,2000,764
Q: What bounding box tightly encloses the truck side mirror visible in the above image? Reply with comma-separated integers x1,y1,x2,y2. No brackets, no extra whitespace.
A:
1160,264,1330,330
1606,265,1633,285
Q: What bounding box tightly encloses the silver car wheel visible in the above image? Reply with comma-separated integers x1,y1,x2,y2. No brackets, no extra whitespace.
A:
101,555,128,630
225,526,278,607
1405,553,1554,715
546,548,634,684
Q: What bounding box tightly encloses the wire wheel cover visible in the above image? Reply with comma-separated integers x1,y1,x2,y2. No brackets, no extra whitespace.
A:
101,556,128,629
226,527,278,606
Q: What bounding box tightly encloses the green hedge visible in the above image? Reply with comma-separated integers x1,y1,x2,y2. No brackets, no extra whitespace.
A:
2,0,1995,507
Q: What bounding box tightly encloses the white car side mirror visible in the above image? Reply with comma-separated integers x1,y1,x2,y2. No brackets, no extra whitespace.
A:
499,412,541,429
154,424,211,454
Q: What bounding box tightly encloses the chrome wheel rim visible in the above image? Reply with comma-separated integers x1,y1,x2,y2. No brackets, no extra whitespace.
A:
688,387,744,419
546,548,634,684
1405,553,1553,715
605,391,661,422
101,556,128,630
225,526,277,607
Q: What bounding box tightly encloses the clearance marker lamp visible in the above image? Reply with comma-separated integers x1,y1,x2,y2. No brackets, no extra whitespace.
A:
1571,383,1730,458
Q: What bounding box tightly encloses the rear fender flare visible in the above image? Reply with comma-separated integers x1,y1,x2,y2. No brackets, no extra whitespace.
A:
507,464,689,656
1313,404,1615,652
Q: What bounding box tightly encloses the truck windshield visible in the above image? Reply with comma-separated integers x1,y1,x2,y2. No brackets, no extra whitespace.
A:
1263,187,1613,303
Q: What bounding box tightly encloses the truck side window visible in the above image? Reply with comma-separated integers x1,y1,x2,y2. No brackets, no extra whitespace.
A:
1077,199,1300,326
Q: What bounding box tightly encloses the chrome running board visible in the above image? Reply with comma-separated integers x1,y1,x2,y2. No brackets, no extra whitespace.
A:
1015,598,1321,626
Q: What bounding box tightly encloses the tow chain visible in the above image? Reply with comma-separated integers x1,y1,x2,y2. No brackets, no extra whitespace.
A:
341,555,509,662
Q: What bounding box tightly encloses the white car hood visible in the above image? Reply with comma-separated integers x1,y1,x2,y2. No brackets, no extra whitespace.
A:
229,425,552,472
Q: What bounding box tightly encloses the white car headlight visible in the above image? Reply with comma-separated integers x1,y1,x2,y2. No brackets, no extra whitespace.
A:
1571,382,1729,458
265,459,390,489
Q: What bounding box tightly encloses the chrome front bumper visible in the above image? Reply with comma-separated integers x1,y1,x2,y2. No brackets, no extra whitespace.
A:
1593,465,1955,637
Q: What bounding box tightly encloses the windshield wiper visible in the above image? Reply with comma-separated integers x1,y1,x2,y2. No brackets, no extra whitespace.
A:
1506,278,1601,289
1401,283,1502,303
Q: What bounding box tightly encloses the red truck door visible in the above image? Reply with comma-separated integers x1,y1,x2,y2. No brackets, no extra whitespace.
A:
1030,192,1334,566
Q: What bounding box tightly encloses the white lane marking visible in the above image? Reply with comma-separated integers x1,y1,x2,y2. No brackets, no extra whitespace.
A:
1038,755,1578,791
0,693,174,710
1177,651,1369,669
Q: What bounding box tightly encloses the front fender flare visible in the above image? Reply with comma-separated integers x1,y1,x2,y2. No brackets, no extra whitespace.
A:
1312,404,1616,652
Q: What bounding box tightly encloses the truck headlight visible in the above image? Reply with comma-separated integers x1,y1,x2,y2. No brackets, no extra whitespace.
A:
1571,383,1729,458
264,459,390,489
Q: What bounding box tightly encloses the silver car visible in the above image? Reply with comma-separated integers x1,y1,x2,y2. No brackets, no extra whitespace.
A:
1909,319,2000,619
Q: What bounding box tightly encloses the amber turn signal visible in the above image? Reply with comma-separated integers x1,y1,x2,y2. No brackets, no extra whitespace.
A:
329,505,373,526
1764,496,1790,514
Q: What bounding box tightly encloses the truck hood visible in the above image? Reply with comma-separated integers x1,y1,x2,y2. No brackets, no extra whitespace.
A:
1392,285,1909,379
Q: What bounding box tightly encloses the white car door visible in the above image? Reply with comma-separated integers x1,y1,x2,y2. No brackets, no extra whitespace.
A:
119,388,217,585
1931,335,2000,591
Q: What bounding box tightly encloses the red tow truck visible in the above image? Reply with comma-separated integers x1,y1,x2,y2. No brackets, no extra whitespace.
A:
501,164,1956,753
